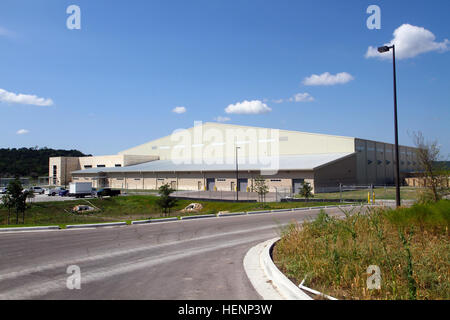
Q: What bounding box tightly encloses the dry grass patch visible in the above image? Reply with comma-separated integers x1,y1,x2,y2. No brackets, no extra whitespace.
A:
273,201,450,300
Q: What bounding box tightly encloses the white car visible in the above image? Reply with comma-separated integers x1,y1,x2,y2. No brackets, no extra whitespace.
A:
0,187,6,194
30,186,45,194
45,187,65,196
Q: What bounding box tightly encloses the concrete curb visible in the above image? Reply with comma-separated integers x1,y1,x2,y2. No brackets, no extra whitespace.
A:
244,238,312,300
66,222,127,229
261,238,312,300
0,226,60,232
131,217,178,224
247,210,271,215
218,212,247,217
243,239,284,300
180,214,217,220
270,209,292,213
291,207,310,211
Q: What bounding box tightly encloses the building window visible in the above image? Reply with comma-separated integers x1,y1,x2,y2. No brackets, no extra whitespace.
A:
367,160,373,165
84,165,92,169
52,165,57,184
115,164,122,167
217,179,226,182
97,165,106,168
134,178,141,181
270,179,282,182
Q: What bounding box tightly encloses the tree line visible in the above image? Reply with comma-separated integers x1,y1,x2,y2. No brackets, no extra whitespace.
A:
0,147,89,178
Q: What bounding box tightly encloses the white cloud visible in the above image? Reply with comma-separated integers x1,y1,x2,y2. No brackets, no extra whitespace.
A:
290,93,315,102
16,129,29,135
366,24,449,60
225,100,272,115
272,99,285,104
303,72,354,86
0,88,54,106
172,106,187,114
214,116,231,123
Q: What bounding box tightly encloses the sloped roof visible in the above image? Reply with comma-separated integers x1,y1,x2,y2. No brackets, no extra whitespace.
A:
72,153,355,174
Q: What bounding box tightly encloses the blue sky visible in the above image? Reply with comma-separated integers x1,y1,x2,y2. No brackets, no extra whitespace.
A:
0,0,449,157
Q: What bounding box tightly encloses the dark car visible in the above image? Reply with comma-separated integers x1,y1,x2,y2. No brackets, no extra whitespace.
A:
59,189,70,197
95,188,120,198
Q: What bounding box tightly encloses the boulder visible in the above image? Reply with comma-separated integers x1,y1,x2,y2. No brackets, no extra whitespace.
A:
181,203,203,213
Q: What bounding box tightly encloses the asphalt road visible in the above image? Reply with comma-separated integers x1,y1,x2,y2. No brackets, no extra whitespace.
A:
0,206,357,300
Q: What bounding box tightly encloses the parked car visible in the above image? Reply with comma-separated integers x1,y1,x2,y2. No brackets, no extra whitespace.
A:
95,188,121,198
45,187,66,196
59,189,70,197
30,186,45,194
0,187,6,194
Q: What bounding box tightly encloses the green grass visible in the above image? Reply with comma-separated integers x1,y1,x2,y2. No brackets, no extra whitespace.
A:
296,187,424,201
273,200,450,300
0,195,341,228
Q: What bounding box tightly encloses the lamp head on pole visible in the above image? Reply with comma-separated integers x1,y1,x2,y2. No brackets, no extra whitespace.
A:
377,45,392,53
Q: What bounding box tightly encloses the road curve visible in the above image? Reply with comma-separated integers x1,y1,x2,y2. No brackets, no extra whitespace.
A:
0,207,356,300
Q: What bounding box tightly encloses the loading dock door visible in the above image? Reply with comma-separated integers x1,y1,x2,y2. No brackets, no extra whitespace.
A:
292,179,305,194
207,178,215,191
238,179,248,192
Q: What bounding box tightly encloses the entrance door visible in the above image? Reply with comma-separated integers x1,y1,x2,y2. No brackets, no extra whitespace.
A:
231,182,235,191
292,179,305,194
238,179,248,192
198,181,202,191
170,181,177,190
206,178,215,191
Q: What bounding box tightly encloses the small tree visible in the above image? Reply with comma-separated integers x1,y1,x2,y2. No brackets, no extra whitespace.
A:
3,179,34,224
299,182,314,202
254,176,269,203
156,184,177,217
1,193,13,225
412,131,447,202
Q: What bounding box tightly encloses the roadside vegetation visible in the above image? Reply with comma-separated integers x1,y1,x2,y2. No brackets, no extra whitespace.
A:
275,133,450,300
273,201,450,300
295,186,424,201
0,194,341,228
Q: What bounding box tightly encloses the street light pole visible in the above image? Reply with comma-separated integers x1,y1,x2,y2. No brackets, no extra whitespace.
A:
236,146,240,201
378,44,401,207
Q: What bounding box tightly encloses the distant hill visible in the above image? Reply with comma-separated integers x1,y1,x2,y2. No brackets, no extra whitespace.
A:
0,147,90,178
434,161,450,171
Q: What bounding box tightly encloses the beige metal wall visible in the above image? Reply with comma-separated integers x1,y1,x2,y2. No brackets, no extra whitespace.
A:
50,155,158,186
119,122,356,160
72,170,316,193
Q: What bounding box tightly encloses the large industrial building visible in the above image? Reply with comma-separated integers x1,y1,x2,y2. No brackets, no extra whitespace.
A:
49,122,419,194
